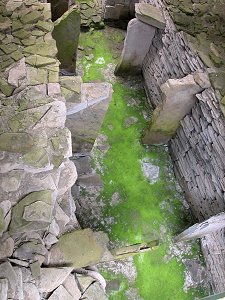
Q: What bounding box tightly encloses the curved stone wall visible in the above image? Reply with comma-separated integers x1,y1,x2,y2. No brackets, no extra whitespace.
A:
142,0,225,293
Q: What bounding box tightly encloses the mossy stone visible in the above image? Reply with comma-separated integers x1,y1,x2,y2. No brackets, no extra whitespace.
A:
0,133,34,153
21,10,42,24
23,40,57,58
10,50,23,61
9,190,53,234
36,20,53,32
26,55,56,67
13,29,30,39
0,77,14,96
0,43,17,54
23,148,49,168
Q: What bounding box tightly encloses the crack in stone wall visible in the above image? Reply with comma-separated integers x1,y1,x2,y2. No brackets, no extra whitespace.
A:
142,0,225,293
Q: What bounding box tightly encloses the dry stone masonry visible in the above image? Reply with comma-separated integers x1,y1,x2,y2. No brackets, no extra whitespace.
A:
103,0,139,20
140,0,225,293
0,0,109,299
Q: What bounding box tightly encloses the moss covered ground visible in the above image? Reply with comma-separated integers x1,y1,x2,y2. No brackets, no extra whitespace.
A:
77,27,206,300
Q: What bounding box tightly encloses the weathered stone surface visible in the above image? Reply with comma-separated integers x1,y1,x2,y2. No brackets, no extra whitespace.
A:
141,159,160,184
0,262,17,298
49,229,111,268
0,133,34,153
143,73,211,145
23,40,57,58
37,267,73,293
58,160,77,196
66,83,112,152
9,190,53,234
82,282,108,300
23,282,40,300
60,75,82,109
52,6,80,73
13,240,47,261
63,274,81,299
115,18,155,75
78,174,103,187
0,236,14,259
0,279,8,300
48,285,74,300
135,3,166,29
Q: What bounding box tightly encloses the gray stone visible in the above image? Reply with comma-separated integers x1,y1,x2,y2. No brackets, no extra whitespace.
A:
78,174,103,187
63,274,81,299
23,201,52,223
23,282,40,300
82,282,108,300
37,267,73,293
13,240,47,261
0,133,34,154
9,190,53,234
52,7,80,73
48,285,74,300
115,18,156,75
141,159,160,184
66,83,112,152
0,237,14,260
124,116,138,128
135,3,166,29
143,73,211,145
58,160,78,196
0,279,8,300
74,156,91,175
0,262,17,298
7,58,26,88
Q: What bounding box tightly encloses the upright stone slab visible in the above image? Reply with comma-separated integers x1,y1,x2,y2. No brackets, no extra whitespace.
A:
115,18,156,75
52,6,80,73
66,82,112,152
143,73,211,145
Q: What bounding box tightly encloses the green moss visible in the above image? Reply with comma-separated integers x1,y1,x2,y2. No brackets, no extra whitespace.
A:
77,26,207,300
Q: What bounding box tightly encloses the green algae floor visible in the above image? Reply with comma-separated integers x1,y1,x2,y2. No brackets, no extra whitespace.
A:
77,27,207,300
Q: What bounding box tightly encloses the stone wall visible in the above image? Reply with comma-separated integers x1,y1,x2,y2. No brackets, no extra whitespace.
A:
103,0,139,20
0,0,80,298
142,0,225,293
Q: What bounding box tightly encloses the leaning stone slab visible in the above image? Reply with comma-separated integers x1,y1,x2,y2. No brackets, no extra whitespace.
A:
49,229,113,268
52,6,80,73
9,190,53,234
174,213,225,243
143,72,211,145
135,3,166,29
115,18,156,76
66,82,112,152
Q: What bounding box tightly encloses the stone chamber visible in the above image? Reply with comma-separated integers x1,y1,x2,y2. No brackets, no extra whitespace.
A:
0,0,225,299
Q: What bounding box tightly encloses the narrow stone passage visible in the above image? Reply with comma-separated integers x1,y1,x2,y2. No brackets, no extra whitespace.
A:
71,26,208,300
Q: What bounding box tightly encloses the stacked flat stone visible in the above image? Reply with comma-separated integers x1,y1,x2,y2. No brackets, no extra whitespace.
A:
78,0,104,28
103,0,139,20
0,0,87,298
142,0,225,293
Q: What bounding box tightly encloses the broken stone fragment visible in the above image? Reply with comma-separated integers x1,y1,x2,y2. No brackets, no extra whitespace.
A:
9,190,53,234
135,3,166,29
0,261,17,298
143,72,211,145
0,279,8,300
6,58,27,88
58,160,78,196
23,282,40,300
0,236,14,260
49,229,113,268
37,267,73,293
